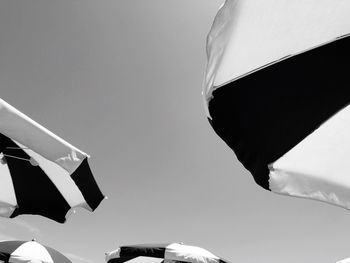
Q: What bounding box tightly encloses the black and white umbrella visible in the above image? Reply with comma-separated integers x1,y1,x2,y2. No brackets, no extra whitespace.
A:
0,98,105,223
204,1,350,209
105,243,229,263
0,240,71,263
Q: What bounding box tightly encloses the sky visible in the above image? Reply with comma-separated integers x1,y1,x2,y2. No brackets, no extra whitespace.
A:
1,1,350,263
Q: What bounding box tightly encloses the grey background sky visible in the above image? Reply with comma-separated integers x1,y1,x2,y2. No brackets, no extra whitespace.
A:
1,1,350,263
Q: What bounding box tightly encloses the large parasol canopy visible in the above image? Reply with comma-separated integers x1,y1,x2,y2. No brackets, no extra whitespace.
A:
204,0,350,210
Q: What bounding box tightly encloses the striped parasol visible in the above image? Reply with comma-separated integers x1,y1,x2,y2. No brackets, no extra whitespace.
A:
0,98,105,223
204,0,350,210
0,239,71,263
105,243,229,263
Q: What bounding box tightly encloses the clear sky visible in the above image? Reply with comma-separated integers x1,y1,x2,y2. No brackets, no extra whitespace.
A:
1,1,350,263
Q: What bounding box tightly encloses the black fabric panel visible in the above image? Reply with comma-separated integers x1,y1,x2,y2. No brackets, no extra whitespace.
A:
119,244,168,259
70,158,104,210
0,133,11,153
0,253,7,261
0,253,10,263
0,252,10,263
208,36,350,190
3,138,71,223
107,256,138,263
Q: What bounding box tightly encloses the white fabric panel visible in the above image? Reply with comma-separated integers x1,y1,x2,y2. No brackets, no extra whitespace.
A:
337,259,350,263
202,0,237,117
203,0,350,111
269,105,350,210
0,98,87,174
9,241,54,263
165,243,220,263
0,157,17,217
20,145,88,210
105,248,120,263
126,257,163,263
